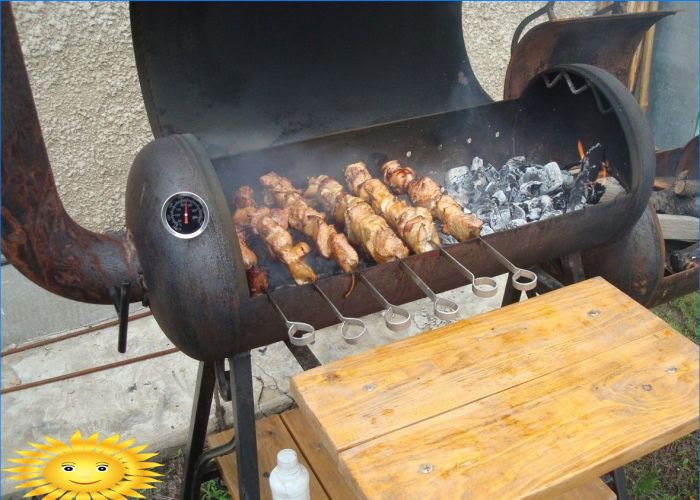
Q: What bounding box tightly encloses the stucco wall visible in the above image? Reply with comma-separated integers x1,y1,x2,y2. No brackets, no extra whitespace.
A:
13,2,595,233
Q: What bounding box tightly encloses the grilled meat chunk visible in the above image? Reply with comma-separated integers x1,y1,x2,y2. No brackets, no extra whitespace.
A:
344,162,439,254
233,186,317,285
260,172,359,273
383,161,482,241
307,176,409,263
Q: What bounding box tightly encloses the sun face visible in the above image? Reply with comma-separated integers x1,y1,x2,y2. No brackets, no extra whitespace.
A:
4,430,162,499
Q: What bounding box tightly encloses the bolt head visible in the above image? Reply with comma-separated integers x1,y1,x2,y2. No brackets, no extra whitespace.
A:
419,463,434,474
363,383,376,392
587,309,601,317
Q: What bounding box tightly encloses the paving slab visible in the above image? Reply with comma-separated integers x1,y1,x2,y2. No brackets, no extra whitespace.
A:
1,274,510,497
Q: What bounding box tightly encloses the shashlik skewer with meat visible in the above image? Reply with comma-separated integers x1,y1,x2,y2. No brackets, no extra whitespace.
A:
233,186,317,285
235,225,269,296
305,175,409,264
344,162,440,254
259,172,359,273
382,160,483,241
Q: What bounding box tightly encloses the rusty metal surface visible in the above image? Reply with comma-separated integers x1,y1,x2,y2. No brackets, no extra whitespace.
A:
581,207,665,306
648,267,699,307
504,12,673,100
1,4,144,304
655,146,685,179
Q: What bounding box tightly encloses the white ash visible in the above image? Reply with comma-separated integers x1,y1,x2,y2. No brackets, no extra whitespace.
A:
446,155,608,235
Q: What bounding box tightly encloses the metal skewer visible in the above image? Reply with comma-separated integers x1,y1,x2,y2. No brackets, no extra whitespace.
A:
429,242,498,298
477,237,537,291
357,274,411,332
266,292,315,346
398,260,460,321
312,283,366,344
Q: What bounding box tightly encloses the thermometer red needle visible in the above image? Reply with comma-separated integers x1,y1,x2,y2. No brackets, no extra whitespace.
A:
184,200,189,225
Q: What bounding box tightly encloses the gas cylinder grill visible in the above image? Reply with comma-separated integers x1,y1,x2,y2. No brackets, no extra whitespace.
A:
2,4,692,499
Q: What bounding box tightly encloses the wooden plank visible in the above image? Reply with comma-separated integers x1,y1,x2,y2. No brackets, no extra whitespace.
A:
281,408,356,499
657,214,699,241
338,331,698,499
207,414,329,500
558,479,616,500
291,278,669,456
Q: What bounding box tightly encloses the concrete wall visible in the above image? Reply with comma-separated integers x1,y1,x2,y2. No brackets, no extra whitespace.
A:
13,1,595,234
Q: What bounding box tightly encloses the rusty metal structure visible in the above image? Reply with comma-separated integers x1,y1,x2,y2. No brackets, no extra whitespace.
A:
2,4,696,499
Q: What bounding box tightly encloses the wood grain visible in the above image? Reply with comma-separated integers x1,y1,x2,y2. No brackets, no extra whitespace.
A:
339,330,698,499
208,414,328,500
291,278,672,456
281,408,356,499
558,479,616,500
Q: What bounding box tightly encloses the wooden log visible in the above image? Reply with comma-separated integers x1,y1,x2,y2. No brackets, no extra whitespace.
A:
650,189,699,217
674,171,699,197
657,214,699,242
670,243,699,272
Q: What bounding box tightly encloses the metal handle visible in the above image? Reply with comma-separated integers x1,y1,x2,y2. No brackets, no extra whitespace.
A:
358,274,411,332
267,292,316,346
478,237,537,292
398,260,459,321
433,244,498,298
313,283,366,344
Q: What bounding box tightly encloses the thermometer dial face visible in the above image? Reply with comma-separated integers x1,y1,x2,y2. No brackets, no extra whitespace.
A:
161,192,210,239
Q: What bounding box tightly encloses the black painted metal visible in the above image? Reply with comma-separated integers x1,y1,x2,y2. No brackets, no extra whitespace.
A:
126,134,248,361
531,266,565,293
130,3,490,158
181,362,216,500
560,253,586,285
114,282,131,353
230,352,260,500
612,468,630,500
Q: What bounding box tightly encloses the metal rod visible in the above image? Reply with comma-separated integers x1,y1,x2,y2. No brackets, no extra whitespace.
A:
477,237,537,291
181,361,216,500
312,283,366,344
358,273,411,332
398,260,459,321
266,292,315,346
231,352,260,500
431,244,498,298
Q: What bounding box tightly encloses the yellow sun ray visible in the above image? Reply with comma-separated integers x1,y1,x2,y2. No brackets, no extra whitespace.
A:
43,488,67,500
7,431,163,499
25,483,59,496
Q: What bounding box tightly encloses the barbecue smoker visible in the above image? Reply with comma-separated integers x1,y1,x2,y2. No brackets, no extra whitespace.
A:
3,3,696,499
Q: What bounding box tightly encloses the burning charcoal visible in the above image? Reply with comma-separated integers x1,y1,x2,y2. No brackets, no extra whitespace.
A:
483,163,501,183
445,166,469,194
522,166,545,184
480,225,494,236
540,208,563,220
542,162,564,193
489,207,512,231
520,180,542,197
510,204,526,221
508,219,527,228
566,143,605,213
585,182,606,204
503,156,528,171
562,170,575,190
549,191,566,211
439,232,458,245
470,156,484,172
491,190,507,205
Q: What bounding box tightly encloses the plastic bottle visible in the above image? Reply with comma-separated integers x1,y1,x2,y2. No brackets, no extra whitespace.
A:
269,448,311,500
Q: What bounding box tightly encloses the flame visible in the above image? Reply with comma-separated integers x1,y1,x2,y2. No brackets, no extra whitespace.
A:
577,140,585,160
598,161,608,185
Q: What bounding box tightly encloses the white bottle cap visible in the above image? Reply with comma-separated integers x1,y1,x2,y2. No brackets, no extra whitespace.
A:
276,449,299,471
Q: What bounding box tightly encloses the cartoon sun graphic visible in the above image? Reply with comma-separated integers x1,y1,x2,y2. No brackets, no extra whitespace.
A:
4,430,162,499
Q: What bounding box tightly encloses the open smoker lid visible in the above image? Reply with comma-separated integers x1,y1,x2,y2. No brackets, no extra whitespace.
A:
130,3,491,159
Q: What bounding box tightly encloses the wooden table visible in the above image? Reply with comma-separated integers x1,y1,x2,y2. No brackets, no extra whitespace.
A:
290,278,699,499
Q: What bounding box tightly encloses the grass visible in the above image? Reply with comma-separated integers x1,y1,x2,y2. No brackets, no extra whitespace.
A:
624,292,698,500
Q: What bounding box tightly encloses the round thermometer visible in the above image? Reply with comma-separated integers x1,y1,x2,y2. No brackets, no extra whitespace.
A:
161,192,210,239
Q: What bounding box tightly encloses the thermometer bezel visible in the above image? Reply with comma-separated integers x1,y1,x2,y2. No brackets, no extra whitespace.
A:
161,191,210,240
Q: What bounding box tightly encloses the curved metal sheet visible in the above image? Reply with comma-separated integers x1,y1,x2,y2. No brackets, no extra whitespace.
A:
504,11,673,100
1,4,144,305
130,3,491,159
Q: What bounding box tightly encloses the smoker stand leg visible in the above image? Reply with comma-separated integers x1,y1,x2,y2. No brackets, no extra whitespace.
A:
501,273,522,306
230,351,260,500
181,361,216,500
561,252,586,284
180,353,260,500
607,467,630,500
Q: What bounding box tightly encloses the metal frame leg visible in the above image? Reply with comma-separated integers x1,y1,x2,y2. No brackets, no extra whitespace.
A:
611,468,630,500
181,361,216,500
230,351,260,499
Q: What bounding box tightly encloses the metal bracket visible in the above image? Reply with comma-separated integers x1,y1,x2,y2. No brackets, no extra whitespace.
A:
109,282,130,353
